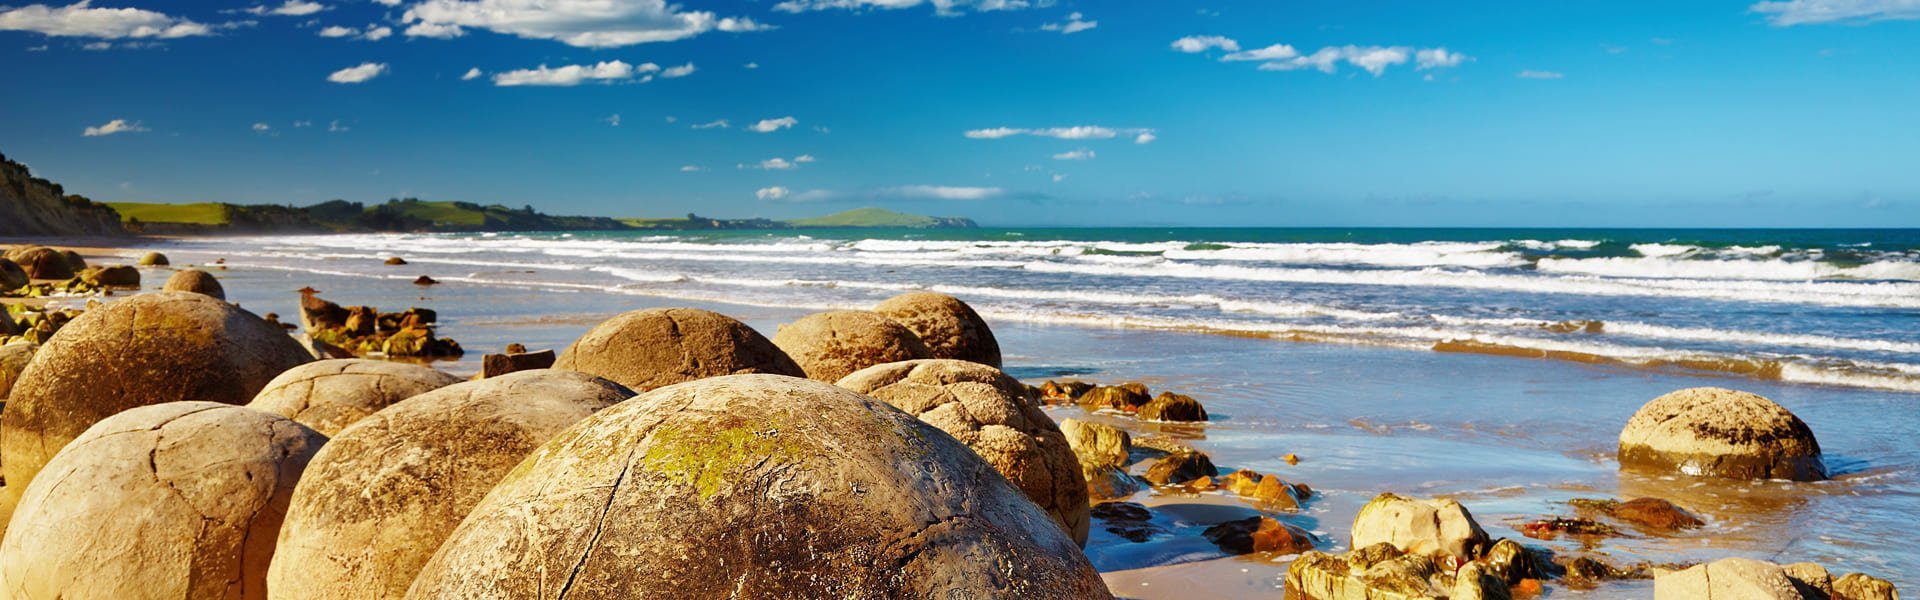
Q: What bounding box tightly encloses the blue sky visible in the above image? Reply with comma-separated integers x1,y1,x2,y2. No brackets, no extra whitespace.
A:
1,0,1917,227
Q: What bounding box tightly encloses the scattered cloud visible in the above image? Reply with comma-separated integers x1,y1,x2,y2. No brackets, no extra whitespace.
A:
744,61,760,69
327,62,388,83
965,125,1154,141
1134,132,1156,144
317,23,390,40
327,119,349,132
364,26,391,40
748,116,798,133
318,25,354,37
26,44,48,51
691,119,729,129
293,120,313,128
251,122,271,132
773,0,1043,16
461,67,483,80
400,0,769,48
795,154,816,163
242,1,327,17
660,62,695,78
679,165,703,172
758,184,1026,203
1221,44,1298,62
748,157,798,170
491,60,659,86
755,186,791,200
1052,149,1094,160
1170,35,1239,53
0,2,224,39
1052,173,1066,182
605,113,621,126
1517,69,1564,79
82,118,146,136
1415,47,1469,69
879,185,1006,200
1751,0,1920,25
1040,11,1095,34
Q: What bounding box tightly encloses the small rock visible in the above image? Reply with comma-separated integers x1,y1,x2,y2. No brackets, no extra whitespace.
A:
1483,539,1545,585
1041,380,1093,404
137,252,169,266
414,276,439,286
1079,385,1150,413
482,349,557,378
1283,453,1300,465
384,256,407,265
1220,469,1307,509
80,265,139,288
1089,502,1160,543
1520,517,1616,540
1143,449,1217,486
1059,418,1143,498
1202,516,1316,555
1834,572,1900,600
1613,497,1704,531
1138,391,1208,422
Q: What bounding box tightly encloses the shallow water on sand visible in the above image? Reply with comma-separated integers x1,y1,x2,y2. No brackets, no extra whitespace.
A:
90,240,1919,598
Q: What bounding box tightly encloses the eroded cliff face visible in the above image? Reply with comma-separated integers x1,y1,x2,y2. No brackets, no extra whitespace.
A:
0,153,125,237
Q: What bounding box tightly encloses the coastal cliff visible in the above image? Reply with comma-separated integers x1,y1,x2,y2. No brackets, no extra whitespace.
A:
0,152,125,237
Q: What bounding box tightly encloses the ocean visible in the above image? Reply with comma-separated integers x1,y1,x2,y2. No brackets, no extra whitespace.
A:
150,227,1920,595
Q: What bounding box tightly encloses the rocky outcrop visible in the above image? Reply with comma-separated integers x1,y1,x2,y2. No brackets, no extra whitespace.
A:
1619,387,1826,481
0,152,125,237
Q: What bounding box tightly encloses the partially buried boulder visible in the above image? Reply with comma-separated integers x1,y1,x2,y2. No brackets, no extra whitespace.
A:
555,307,803,391
1079,384,1151,413
138,251,169,266
13,247,72,280
0,258,26,291
1144,448,1218,485
771,310,931,382
1655,558,1806,600
163,268,226,300
268,370,633,600
246,358,464,436
0,292,311,530
59,250,86,272
1619,387,1826,481
1350,492,1492,561
872,291,1002,367
837,359,1089,545
0,402,324,600
403,374,1113,599
1138,391,1208,422
80,265,139,287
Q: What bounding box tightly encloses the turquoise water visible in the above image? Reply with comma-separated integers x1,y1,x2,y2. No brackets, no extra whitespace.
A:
142,228,1918,596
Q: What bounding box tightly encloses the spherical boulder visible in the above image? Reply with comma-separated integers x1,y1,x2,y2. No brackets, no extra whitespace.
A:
771,310,932,382
0,292,311,528
163,268,226,300
555,307,803,391
1618,387,1826,481
1350,492,1491,561
138,251,170,266
59,250,86,272
838,359,1089,545
0,258,26,292
0,341,34,401
403,374,1113,599
12,247,72,280
247,358,464,436
0,402,324,600
80,265,139,287
873,291,1001,366
268,370,632,600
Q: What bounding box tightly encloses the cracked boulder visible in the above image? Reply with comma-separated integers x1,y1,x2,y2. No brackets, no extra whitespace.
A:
1619,387,1826,481
1350,492,1492,562
404,374,1113,599
838,359,1089,545
554,307,803,392
246,358,464,436
873,292,1002,367
11,247,72,280
0,402,324,600
163,268,227,300
268,370,632,600
0,292,311,532
771,310,932,382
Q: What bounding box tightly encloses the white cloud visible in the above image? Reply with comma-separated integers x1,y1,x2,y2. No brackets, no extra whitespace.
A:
318,25,354,37
748,116,798,133
403,21,463,39
1517,69,1565,79
293,120,313,128
327,62,388,83
1170,35,1239,53
691,119,729,129
1222,44,1298,62
679,165,703,172
794,154,816,163
1751,0,1920,25
1254,45,1409,76
251,122,272,132
401,0,768,48
754,157,796,170
880,185,1004,200
328,119,348,132
317,24,392,42
964,125,1154,141
660,62,695,78
0,2,219,39
1415,47,1469,69
1134,132,1156,144
605,113,621,126
1052,149,1094,160
26,44,48,51
491,60,658,86
744,62,759,69
82,118,146,136
460,67,483,80
363,26,391,40
244,1,327,17
755,186,791,200
773,0,1040,16
1040,11,1095,34
1052,173,1066,182
80,40,109,50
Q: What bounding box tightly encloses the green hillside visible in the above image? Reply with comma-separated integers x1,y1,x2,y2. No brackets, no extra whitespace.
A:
788,208,943,228
107,202,231,225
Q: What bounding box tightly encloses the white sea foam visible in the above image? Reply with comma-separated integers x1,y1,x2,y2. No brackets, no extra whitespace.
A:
1536,256,1920,281
1164,241,1524,268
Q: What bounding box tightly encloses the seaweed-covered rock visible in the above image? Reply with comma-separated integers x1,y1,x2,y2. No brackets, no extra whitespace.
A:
1203,516,1317,555
1138,391,1208,422
1619,387,1826,481
163,268,226,300
138,251,169,266
872,291,1001,366
1612,497,1705,531
555,307,802,391
246,358,464,436
837,359,1089,545
1351,492,1491,561
771,310,931,382
0,402,324,600
403,375,1112,599
0,292,310,530
268,370,632,600
1079,385,1151,413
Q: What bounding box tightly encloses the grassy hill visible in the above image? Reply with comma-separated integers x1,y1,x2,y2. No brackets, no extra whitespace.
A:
107,199,628,233
788,208,970,228
107,202,232,225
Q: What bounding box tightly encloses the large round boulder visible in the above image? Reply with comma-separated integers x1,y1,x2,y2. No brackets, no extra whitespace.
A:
59,250,87,272
873,292,1002,366
1618,387,1826,481
246,358,464,436
163,268,227,300
0,402,324,600
138,251,170,266
1350,492,1491,561
0,258,26,292
0,341,34,401
403,374,1112,599
555,307,803,391
837,359,1089,545
268,370,632,600
12,247,72,280
771,310,931,382
0,292,311,528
